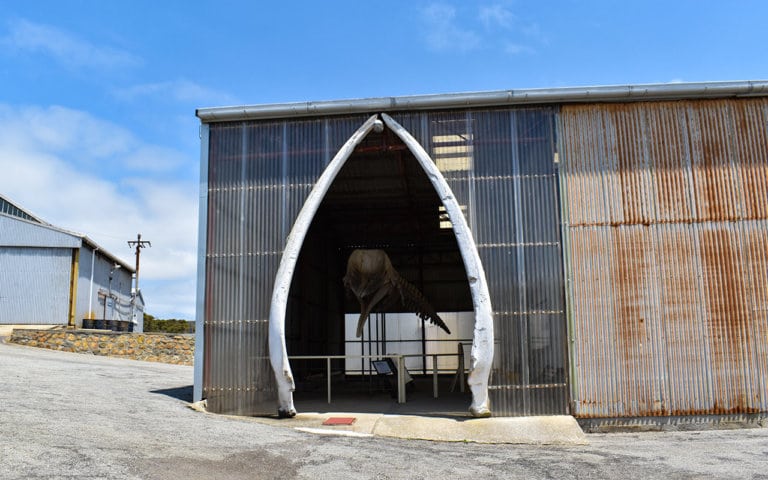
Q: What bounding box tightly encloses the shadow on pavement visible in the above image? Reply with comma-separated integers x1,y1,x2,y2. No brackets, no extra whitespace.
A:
151,385,193,402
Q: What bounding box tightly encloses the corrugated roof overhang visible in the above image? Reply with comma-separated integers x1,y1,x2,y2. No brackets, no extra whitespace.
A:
196,80,768,123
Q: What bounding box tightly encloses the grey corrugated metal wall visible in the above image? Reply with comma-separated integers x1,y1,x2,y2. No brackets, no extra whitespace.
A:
0,215,80,325
392,109,568,416
1,213,136,327
0,247,73,324
560,98,768,417
0,214,81,248
203,115,371,414
84,249,135,323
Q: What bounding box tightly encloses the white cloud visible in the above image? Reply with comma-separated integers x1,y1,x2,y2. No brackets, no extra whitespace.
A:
122,145,186,173
419,3,543,56
0,105,181,172
0,105,132,162
505,42,536,55
1,18,141,70
421,3,481,53
0,104,198,319
479,4,516,30
113,79,237,106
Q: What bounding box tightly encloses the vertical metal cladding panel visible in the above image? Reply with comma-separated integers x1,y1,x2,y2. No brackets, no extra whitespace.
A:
744,220,768,401
0,247,72,324
688,100,743,221
734,99,768,220
203,115,368,415
394,107,568,416
561,98,768,418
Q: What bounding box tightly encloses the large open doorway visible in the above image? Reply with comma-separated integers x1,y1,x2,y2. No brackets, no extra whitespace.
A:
285,116,474,414
268,115,494,417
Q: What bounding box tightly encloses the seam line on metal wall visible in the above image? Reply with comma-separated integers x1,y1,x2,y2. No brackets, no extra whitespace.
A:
489,383,567,390
209,184,315,193
477,242,560,248
569,218,768,228
472,174,557,181
204,320,269,325
207,176,558,192
494,310,565,316
206,252,282,258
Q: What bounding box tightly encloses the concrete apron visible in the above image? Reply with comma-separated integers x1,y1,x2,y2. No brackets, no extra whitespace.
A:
369,414,588,445
191,403,587,445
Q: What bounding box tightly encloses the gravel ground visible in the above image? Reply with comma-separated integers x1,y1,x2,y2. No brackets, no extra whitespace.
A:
2,339,767,480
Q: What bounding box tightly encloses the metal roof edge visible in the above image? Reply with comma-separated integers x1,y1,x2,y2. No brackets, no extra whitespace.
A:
0,212,134,272
80,236,135,272
0,212,82,248
196,80,768,123
0,192,52,225
1,211,80,239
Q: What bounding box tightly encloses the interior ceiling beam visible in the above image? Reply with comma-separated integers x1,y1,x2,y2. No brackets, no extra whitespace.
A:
322,198,439,210
352,144,409,154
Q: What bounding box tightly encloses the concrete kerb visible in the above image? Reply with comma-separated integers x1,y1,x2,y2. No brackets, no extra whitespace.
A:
372,414,588,445
189,401,588,445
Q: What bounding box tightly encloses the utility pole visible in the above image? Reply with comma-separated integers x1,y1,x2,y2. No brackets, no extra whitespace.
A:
128,234,151,329
127,233,151,295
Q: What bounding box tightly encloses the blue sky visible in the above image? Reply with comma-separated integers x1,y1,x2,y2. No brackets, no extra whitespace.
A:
1,1,766,320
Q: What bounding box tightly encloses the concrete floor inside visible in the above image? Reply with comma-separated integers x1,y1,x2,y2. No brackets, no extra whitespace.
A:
292,374,474,417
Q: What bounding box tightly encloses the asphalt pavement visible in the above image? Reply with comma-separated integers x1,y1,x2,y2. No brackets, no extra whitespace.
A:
2,338,768,479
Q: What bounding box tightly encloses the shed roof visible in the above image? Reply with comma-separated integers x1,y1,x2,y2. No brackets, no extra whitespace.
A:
0,214,81,249
0,194,134,271
196,80,768,123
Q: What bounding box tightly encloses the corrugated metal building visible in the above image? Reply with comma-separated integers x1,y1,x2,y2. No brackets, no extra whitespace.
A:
194,81,767,421
560,99,768,419
0,194,144,330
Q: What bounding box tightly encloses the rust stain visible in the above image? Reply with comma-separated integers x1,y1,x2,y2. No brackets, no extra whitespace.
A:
745,226,768,311
611,226,654,415
731,99,768,220
561,99,768,229
691,101,741,222
657,226,705,409
608,106,648,225
700,226,751,412
561,98,768,419
745,225,768,405
574,405,761,418
612,227,648,350
646,105,693,222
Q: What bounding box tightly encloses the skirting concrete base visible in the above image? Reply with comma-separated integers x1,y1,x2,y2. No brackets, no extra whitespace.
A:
371,414,588,445
239,410,588,445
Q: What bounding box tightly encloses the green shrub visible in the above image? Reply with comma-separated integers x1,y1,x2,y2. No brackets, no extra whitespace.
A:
143,313,194,333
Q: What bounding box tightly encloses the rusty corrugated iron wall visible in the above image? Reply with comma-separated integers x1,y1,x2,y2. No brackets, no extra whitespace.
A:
560,98,768,417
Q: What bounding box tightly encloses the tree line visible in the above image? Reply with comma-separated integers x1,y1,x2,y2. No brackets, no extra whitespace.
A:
143,313,195,333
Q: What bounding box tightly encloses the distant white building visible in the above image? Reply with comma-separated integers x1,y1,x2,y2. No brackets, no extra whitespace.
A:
0,194,144,332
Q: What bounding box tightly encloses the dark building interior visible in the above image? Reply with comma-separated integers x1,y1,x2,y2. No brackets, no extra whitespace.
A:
284,124,474,409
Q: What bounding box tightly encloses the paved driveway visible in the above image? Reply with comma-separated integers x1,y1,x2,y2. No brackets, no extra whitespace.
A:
1,340,767,479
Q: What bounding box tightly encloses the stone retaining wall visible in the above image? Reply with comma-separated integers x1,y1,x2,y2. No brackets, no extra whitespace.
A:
8,329,194,365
